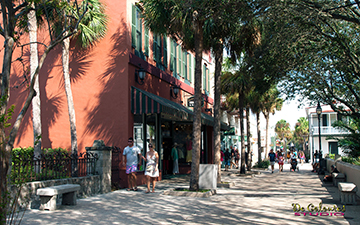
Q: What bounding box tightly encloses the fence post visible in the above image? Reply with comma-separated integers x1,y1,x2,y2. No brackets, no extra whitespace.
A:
85,140,112,193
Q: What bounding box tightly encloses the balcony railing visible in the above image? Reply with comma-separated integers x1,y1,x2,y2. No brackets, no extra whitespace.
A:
312,126,350,135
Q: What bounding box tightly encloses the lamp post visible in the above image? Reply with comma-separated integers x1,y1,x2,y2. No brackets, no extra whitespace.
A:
311,127,314,163
316,101,322,158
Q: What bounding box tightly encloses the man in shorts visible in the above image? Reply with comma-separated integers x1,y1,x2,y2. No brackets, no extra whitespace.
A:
268,149,276,173
122,137,144,191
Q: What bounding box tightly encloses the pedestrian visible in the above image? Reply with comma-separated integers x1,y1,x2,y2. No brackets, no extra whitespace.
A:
230,147,237,169
277,152,284,172
323,165,339,182
122,137,143,191
235,149,240,167
299,150,305,166
220,150,224,169
224,148,231,171
171,143,179,175
144,143,159,193
312,150,320,172
268,149,276,173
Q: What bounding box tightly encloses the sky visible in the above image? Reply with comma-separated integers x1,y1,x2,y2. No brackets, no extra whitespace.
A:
266,99,308,133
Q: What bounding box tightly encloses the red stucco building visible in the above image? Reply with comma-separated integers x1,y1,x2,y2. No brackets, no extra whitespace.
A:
6,0,227,188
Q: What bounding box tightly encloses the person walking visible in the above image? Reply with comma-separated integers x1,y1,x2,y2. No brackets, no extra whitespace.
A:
122,137,143,191
268,149,276,173
224,148,231,171
277,152,284,172
144,143,159,193
171,143,179,175
230,147,237,169
299,150,305,166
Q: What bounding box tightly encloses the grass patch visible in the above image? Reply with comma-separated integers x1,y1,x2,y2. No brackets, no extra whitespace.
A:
174,188,210,193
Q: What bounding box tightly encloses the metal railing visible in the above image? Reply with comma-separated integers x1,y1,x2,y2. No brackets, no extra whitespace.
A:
312,126,350,135
10,151,98,184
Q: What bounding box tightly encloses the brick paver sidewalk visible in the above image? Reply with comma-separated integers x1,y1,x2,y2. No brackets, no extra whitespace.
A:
20,163,360,225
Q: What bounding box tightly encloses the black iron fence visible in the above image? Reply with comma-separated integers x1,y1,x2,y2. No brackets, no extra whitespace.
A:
111,146,122,189
11,151,98,184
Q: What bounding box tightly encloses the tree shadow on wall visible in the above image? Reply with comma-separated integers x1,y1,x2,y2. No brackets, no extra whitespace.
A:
82,21,129,147
12,40,93,149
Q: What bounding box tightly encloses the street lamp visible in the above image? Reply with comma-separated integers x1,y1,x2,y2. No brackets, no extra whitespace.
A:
316,101,322,158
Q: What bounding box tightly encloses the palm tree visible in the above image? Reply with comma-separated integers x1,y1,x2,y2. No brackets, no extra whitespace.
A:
260,87,283,157
61,0,108,154
294,117,309,155
28,3,41,160
275,119,292,159
221,68,252,174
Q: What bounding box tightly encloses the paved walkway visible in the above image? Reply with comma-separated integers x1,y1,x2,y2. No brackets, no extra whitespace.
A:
21,163,359,225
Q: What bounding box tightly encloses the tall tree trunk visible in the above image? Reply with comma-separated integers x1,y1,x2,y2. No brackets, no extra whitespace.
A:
213,42,222,183
0,35,15,224
257,112,261,164
190,21,203,191
62,36,78,155
28,5,42,160
264,112,269,157
239,94,246,174
246,107,252,171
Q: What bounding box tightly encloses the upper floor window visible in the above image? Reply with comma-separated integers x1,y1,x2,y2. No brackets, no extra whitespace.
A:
131,5,144,59
202,63,209,93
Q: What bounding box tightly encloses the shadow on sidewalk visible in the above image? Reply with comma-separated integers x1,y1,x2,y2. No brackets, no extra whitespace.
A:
317,174,360,225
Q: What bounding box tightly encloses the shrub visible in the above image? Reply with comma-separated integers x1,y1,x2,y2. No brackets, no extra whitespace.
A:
341,156,360,166
253,160,270,168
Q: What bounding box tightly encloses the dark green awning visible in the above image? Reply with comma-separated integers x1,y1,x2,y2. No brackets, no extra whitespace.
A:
131,86,230,130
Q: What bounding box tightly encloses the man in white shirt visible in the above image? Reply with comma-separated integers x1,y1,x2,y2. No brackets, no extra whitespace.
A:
122,137,144,191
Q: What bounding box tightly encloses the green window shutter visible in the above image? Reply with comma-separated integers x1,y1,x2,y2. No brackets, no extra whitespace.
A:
131,5,136,48
183,51,187,80
153,33,157,61
174,42,177,75
203,64,206,90
136,10,142,53
163,36,167,68
192,55,195,83
188,54,192,82
170,39,174,71
177,45,181,76
144,27,149,56
207,68,210,92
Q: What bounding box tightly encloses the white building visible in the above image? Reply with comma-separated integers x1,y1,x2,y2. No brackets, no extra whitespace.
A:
306,104,349,161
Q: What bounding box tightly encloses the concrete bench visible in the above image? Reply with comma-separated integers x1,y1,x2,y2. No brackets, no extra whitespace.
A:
338,182,358,205
36,184,80,210
332,173,346,187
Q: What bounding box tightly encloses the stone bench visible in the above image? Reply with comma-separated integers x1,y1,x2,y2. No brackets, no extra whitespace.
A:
332,173,346,187
338,182,358,205
36,184,80,210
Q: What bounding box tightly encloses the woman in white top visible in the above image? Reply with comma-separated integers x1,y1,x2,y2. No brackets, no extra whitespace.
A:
144,143,159,193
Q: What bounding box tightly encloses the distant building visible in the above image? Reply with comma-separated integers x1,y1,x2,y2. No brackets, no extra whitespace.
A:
306,104,350,161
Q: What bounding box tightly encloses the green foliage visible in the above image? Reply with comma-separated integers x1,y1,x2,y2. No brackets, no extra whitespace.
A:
341,156,360,166
329,154,335,159
253,160,270,168
11,147,70,184
330,118,360,158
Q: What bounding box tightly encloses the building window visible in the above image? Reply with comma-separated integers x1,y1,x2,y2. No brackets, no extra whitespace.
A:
163,36,168,69
131,5,143,59
322,114,328,126
177,45,182,77
188,54,193,83
144,27,149,56
182,50,187,80
170,39,176,72
202,64,207,91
